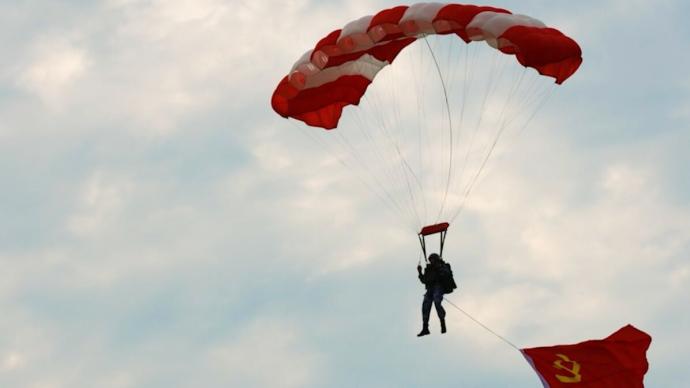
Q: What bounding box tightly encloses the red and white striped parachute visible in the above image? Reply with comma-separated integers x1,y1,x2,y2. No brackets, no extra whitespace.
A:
271,3,582,243
272,3,581,129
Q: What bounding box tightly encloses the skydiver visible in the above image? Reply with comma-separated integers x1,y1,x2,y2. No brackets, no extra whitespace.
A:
416,253,453,337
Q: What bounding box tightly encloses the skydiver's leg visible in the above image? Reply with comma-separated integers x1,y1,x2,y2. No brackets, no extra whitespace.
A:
432,286,446,333
422,289,433,324
418,290,432,336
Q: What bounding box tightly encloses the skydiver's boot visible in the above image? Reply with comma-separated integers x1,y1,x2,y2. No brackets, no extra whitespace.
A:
440,318,447,334
417,325,430,337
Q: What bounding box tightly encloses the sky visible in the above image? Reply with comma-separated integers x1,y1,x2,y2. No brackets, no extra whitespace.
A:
0,1,688,387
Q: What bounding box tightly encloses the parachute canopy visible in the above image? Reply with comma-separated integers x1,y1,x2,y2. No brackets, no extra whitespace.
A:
272,3,582,129
272,4,582,235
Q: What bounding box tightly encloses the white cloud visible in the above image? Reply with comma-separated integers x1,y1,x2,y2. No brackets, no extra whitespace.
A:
670,265,689,289
602,163,650,196
208,319,322,388
68,172,134,237
1,352,24,371
18,38,90,108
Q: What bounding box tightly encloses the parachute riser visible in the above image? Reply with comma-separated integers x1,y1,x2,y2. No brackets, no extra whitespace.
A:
418,235,427,263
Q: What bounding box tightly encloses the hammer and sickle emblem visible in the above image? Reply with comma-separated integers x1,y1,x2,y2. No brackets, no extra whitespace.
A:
553,353,582,383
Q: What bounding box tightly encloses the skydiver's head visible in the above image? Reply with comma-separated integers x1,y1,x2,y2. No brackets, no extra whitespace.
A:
428,253,441,263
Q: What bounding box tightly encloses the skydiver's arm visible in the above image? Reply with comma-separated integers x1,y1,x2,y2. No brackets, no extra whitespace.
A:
417,265,426,284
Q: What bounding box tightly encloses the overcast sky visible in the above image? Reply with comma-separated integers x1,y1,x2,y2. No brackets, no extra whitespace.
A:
1,1,688,387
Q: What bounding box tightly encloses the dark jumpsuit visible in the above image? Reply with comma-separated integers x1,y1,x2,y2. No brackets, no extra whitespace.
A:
419,262,446,327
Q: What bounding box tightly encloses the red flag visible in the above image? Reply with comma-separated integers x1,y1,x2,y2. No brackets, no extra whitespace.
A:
521,325,652,387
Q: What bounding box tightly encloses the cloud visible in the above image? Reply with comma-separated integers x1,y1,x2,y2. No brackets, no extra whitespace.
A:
68,171,134,237
207,319,323,388
0,352,24,372
0,1,688,387
17,38,90,108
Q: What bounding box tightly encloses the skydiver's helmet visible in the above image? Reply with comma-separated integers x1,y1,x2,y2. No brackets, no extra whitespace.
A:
428,253,442,264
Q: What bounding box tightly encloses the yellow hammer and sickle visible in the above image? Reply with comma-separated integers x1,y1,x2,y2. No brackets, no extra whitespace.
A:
553,353,582,383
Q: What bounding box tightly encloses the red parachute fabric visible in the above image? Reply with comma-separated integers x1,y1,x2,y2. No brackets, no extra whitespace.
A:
521,325,652,388
272,3,582,129
419,222,449,236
